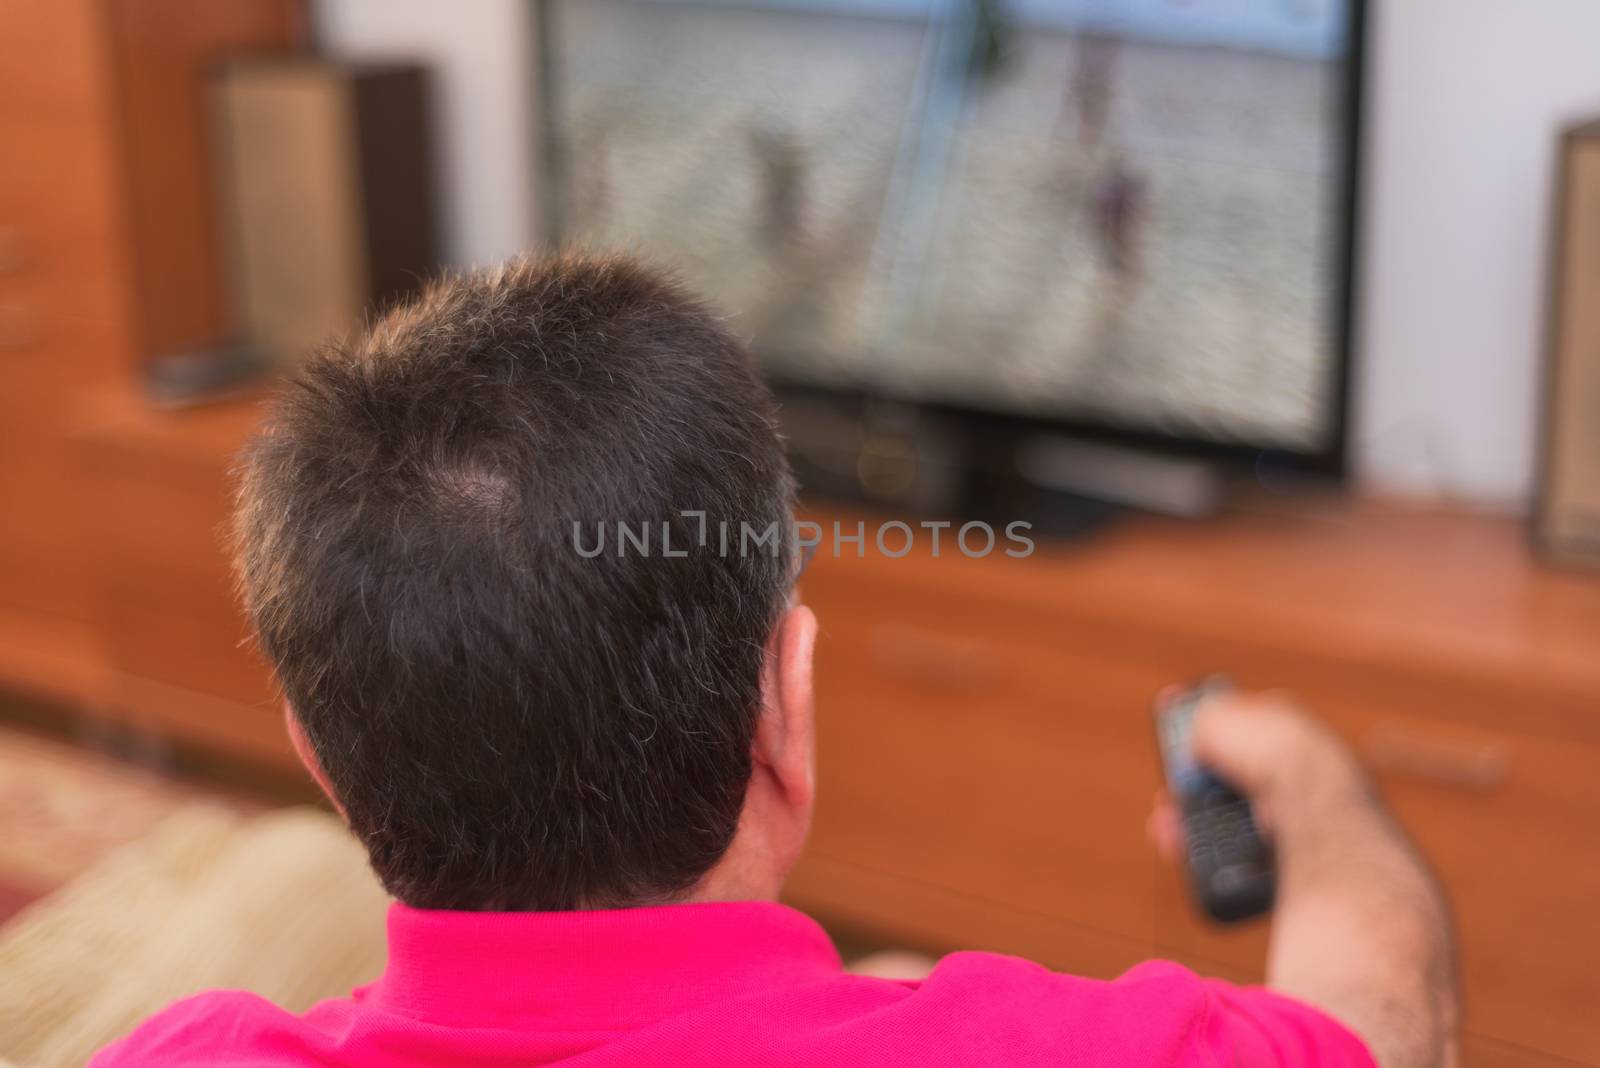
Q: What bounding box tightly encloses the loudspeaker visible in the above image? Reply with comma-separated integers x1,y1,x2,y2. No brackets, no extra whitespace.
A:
209,59,440,363
1537,119,1600,568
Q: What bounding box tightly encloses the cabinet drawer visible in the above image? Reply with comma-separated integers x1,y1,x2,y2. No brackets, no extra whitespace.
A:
74,410,290,767
86,446,273,704
798,564,1164,964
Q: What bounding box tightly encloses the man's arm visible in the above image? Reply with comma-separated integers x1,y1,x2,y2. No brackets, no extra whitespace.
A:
1161,693,1459,1068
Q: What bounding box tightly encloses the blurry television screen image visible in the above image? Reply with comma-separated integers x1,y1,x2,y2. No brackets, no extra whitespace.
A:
542,0,1360,462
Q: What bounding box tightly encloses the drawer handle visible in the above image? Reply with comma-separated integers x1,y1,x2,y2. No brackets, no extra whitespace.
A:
870,624,999,693
1363,724,1510,793
0,227,27,273
0,300,36,351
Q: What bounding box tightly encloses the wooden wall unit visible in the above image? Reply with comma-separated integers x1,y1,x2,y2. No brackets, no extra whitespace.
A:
0,0,300,708
0,0,140,652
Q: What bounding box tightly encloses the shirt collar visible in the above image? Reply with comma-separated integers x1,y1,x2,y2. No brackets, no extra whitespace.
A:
368,899,844,1026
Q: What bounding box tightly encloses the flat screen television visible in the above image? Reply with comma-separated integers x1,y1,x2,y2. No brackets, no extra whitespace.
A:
536,0,1365,487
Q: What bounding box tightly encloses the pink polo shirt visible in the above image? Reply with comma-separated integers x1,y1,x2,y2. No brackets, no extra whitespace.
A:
93,900,1374,1067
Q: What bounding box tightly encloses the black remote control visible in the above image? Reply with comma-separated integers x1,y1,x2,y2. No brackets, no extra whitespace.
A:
1154,678,1275,923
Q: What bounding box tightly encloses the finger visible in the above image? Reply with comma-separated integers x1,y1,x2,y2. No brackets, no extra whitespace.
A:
1189,698,1272,794
1251,797,1274,838
1146,800,1183,864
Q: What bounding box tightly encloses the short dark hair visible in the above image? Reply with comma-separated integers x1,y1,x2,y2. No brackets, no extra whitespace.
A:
235,252,796,910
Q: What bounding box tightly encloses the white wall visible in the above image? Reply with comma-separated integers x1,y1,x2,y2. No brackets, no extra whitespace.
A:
316,0,1600,510
1355,0,1600,508
313,0,538,268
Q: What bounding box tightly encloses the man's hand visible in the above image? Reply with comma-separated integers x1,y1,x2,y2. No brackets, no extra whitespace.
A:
1148,691,1459,1068
1147,690,1369,862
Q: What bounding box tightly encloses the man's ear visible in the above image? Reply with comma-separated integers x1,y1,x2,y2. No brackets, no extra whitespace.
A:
755,604,818,810
284,703,345,818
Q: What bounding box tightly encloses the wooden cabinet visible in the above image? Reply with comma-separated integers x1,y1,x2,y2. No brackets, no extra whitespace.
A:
0,1,136,648
786,501,1600,1066
0,0,299,707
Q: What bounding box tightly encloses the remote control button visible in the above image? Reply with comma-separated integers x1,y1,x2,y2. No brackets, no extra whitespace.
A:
1212,866,1248,893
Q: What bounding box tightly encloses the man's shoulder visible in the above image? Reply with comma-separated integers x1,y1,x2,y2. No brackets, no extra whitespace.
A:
696,953,1224,1065
89,988,350,1068
906,953,1213,1032
863,953,1373,1067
